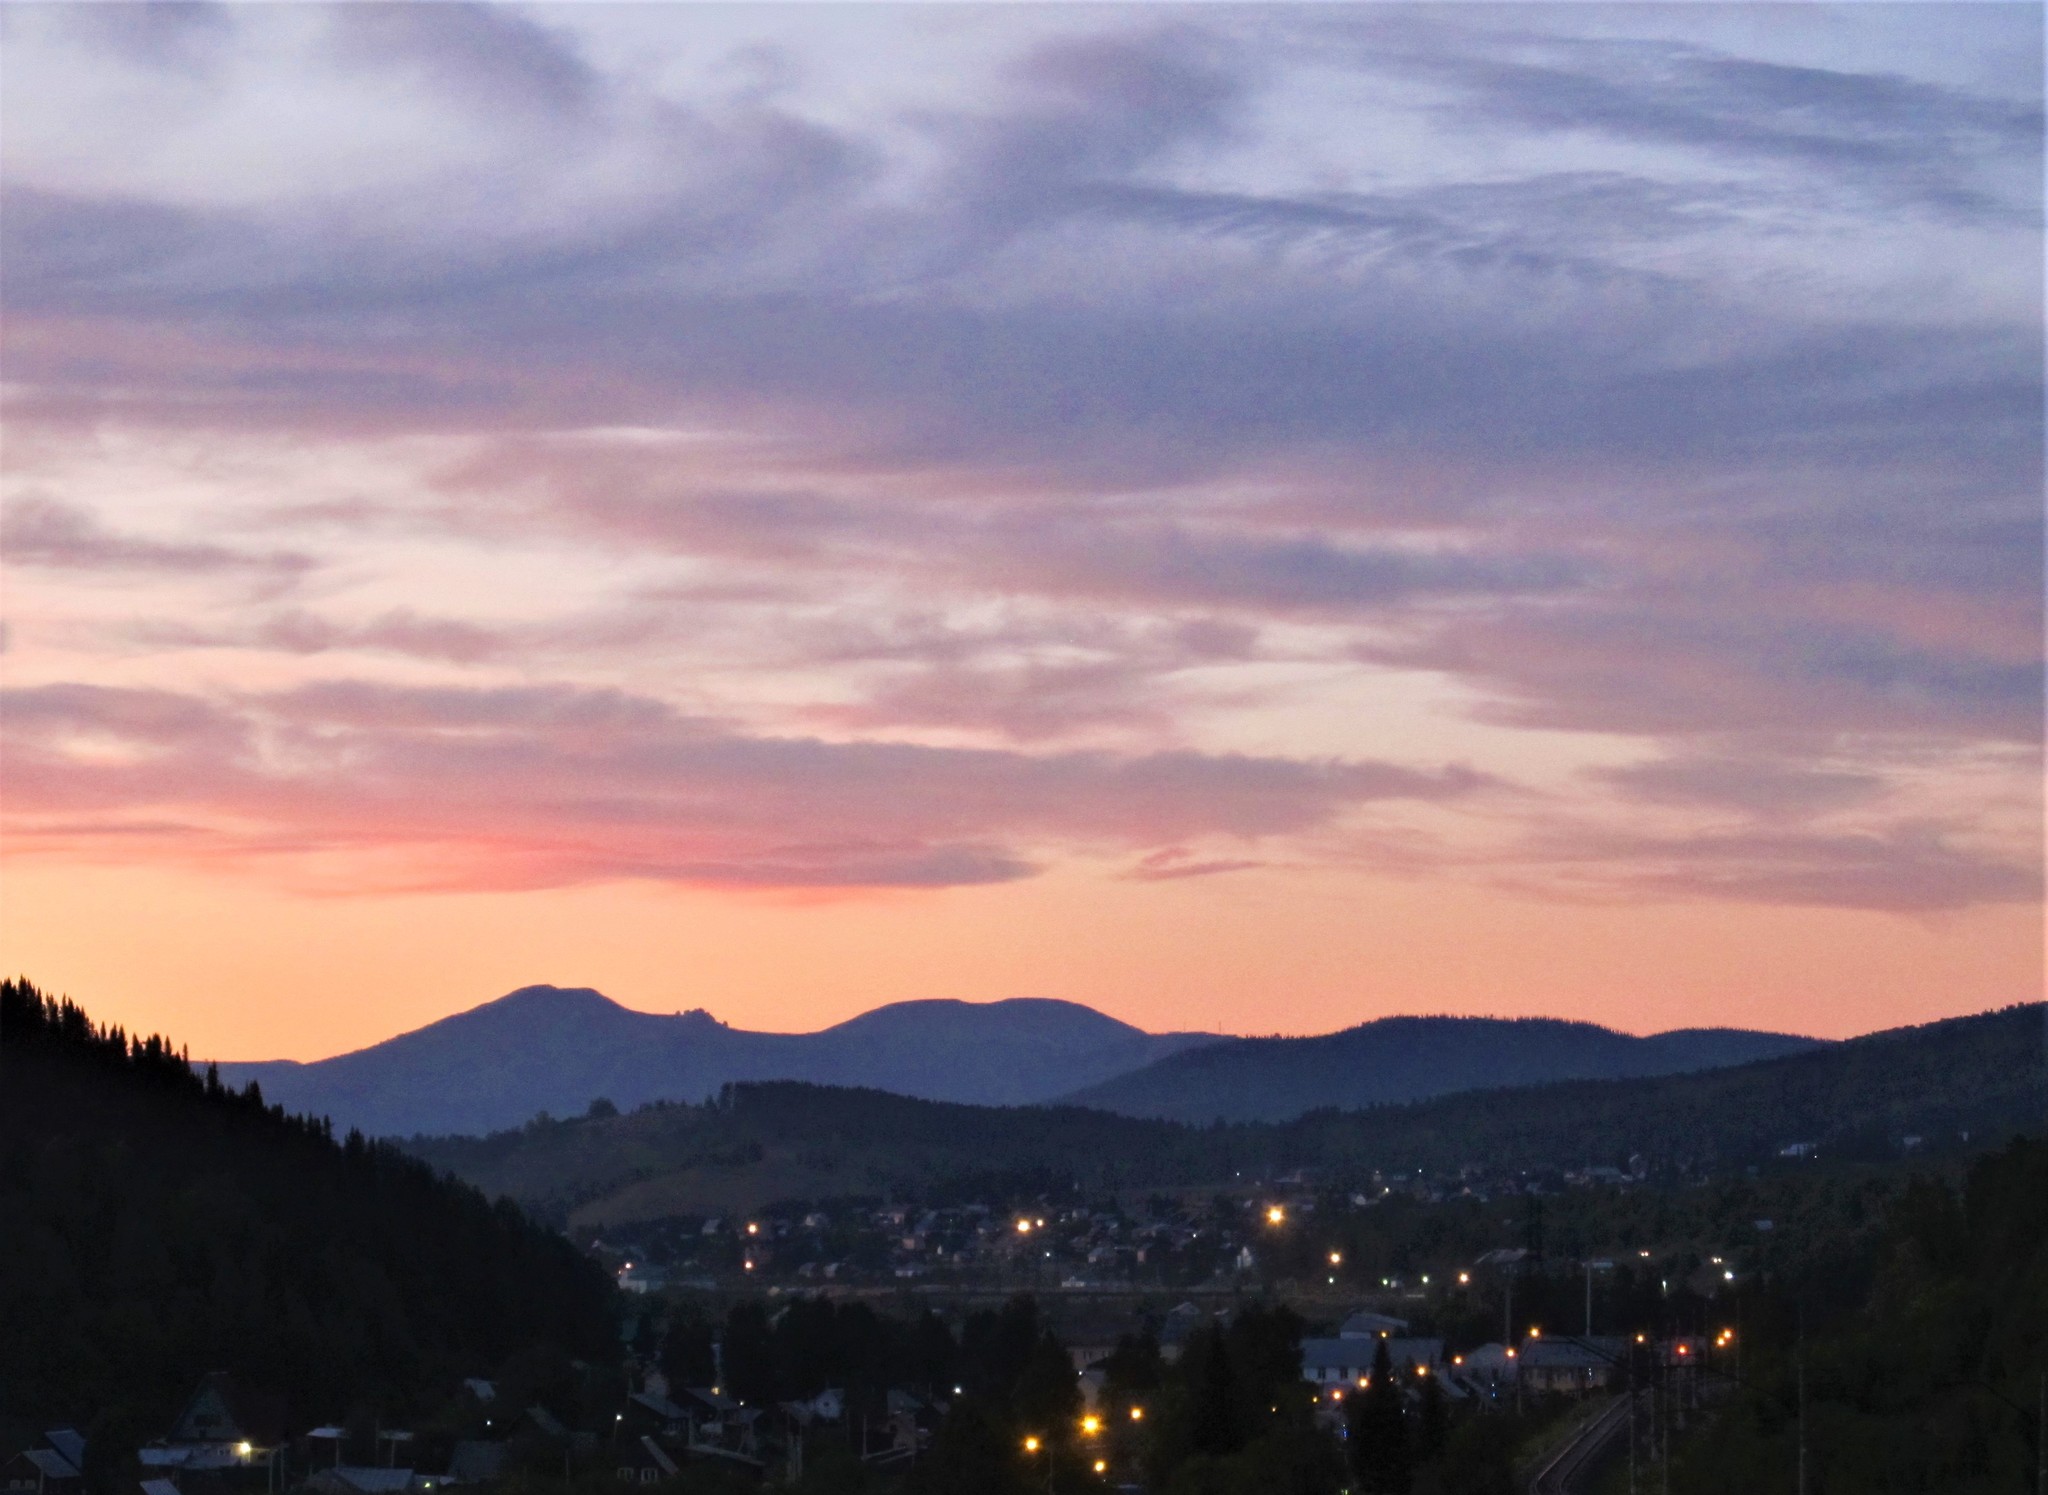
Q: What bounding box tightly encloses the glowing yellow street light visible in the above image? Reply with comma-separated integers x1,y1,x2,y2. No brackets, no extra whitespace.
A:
1457,1271,1470,1285
1128,1406,1145,1422
1529,1326,1542,1339
236,1443,253,1459
1328,1251,1343,1265
1022,1436,1041,1454
1265,1205,1285,1226
1016,1219,1033,1234
1093,1460,1107,1475
1080,1416,1101,1436
746,1222,759,1236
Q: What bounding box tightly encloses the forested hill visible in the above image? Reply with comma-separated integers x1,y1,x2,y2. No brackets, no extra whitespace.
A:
409,1002,2046,1228
1061,1013,1822,1122
0,979,616,1458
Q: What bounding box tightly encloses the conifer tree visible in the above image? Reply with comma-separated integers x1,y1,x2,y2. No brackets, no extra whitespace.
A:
1347,1338,1410,1495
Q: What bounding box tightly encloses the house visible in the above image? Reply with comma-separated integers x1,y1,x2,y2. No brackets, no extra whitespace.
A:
611,1438,677,1486
1450,1343,1517,1383
524,1408,568,1440
307,1469,416,1495
1517,1337,1624,1394
1337,1312,1409,1339
1299,1337,1442,1387
790,1389,843,1425
621,1393,689,1439
146,1374,284,1471
442,1443,506,1486
3,1446,81,1495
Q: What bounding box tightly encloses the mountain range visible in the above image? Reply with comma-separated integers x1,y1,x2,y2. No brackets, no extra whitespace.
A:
218,985,1819,1138
405,1003,2047,1229
217,986,1218,1137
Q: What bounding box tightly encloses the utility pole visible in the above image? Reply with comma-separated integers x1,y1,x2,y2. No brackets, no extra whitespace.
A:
1796,1347,1808,1495
1628,1350,1638,1495
1659,1360,1669,1495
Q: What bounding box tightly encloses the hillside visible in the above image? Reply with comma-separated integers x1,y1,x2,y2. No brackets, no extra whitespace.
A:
0,980,616,1445
406,1003,2046,1228
1061,1014,1823,1122
218,986,1221,1137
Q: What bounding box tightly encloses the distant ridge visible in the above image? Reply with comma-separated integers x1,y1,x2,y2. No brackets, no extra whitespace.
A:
219,985,1822,1140
216,987,1220,1137
404,1003,2045,1230
1058,1014,1824,1123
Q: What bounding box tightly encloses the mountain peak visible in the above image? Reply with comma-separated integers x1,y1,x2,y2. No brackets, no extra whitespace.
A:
486,984,623,1011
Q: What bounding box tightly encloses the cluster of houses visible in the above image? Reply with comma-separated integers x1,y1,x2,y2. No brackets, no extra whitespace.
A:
33,1363,932,1495
3,1429,86,1495
591,1157,1729,1296
1293,1313,1723,1411
598,1198,1277,1293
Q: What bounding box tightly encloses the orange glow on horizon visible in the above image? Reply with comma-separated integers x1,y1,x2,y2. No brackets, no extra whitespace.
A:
0,856,2037,1061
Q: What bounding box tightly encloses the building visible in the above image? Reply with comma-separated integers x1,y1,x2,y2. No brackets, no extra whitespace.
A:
441,1443,506,1487
1516,1336,1625,1394
1299,1337,1442,1387
1337,1312,1409,1339
611,1438,677,1486
2,1443,81,1495
140,1375,285,1477
306,1470,416,1495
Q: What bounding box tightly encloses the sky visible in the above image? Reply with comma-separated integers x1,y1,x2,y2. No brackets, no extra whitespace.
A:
1,3,2041,1061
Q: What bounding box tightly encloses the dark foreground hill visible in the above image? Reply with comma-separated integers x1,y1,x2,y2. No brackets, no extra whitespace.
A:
408,1003,2045,1229
0,979,615,1448
218,986,1220,1137
1061,1014,1822,1122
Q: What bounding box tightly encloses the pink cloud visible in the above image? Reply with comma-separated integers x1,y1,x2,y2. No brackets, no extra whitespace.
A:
0,680,1481,893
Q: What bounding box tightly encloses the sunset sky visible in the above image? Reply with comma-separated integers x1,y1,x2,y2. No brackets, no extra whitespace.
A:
2,3,2041,1061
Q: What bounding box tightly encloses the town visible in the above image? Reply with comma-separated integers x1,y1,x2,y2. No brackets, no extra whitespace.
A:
11,1171,1759,1495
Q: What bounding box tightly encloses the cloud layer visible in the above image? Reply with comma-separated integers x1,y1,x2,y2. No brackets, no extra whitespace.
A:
2,3,2039,922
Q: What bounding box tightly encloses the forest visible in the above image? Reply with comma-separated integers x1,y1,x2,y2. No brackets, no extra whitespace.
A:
0,979,617,1479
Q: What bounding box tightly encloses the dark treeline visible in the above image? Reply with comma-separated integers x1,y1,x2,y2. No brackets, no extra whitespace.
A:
0,979,617,1473
1648,1135,2048,1495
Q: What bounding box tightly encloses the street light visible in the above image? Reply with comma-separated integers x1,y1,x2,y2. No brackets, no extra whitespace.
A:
1022,1436,1041,1454
1080,1416,1101,1436
1266,1206,1285,1226
1128,1406,1145,1422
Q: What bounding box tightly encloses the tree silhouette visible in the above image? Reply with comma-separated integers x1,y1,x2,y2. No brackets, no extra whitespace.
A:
1347,1338,1410,1495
